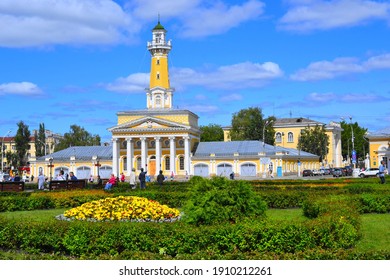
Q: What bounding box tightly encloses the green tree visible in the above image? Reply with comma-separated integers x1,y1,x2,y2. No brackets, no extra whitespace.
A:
230,107,275,145
55,125,101,151
340,120,368,161
200,124,224,142
297,125,329,162
35,123,46,157
5,150,18,169
14,121,31,166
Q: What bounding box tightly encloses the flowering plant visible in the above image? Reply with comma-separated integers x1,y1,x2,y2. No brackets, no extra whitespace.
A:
63,196,180,222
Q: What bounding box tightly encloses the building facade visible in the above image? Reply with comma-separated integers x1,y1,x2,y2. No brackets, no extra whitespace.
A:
223,118,343,168
366,127,390,168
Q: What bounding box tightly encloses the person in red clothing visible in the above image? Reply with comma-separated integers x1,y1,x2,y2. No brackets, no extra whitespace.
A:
104,174,116,190
120,172,125,182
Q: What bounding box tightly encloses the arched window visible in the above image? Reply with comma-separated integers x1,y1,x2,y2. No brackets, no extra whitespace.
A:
123,157,127,171
179,156,184,170
165,157,170,170
288,132,294,142
275,132,282,143
136,157,141,170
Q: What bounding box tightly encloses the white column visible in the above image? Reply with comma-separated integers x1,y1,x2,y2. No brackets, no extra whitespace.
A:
183,136,191,175
112,138,119,176
141,137,147,170
155,137,161,176
126,138,133,176
169,136,176,174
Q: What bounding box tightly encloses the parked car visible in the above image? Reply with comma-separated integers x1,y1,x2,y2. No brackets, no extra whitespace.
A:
323,168,331,175
332,168,343,177
302,169,313,177
312,169,322,176
358,168,379,178
343,166,353,176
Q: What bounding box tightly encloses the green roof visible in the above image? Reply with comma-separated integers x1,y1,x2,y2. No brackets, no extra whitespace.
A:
153,21,166,31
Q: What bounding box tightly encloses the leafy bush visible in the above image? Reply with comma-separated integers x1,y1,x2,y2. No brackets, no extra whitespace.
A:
182,176,267,225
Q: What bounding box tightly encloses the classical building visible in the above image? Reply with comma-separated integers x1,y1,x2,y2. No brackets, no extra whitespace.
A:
366,127,390,168
223,117,343,168
107,21,200,178
30,21,322,180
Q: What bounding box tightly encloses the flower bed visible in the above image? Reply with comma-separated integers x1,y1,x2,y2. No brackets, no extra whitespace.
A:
58,196,180,222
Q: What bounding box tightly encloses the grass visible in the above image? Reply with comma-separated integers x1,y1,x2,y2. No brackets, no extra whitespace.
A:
0,208,67,222
355,213,390,252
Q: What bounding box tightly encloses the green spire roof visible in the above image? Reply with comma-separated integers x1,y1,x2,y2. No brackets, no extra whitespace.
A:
153,21,166,31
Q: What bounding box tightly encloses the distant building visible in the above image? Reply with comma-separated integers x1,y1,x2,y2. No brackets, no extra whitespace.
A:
223,118,343,168
366,127,390,168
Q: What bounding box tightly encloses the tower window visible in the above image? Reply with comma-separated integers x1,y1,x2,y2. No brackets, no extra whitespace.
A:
156,59,160,65
155,96,161,107
157,73,160,80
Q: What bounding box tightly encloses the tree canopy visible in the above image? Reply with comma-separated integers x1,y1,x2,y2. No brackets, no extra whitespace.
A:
35,123,46,157
14,121,31,166
55,125,101,152
229,107,275,145
340,120,368,161
200,124,224,142
297,125,329,162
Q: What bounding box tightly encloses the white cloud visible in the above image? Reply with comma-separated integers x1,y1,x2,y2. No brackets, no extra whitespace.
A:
105,73,149,93
127,0,265,38
0,82,42,95
340,93,383,103
0,0,136,47
279,0,390,32
307,92,337,102
177,0,265,38
106,61,283,93
0,0,266,47
172,61,283,90
219,93,243,102
291,53,390,81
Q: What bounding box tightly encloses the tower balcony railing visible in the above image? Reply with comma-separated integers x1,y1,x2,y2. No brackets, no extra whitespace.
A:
147,40,172,50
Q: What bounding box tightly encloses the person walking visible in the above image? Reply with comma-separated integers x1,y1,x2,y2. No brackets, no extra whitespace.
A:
129,168,136,189
379,160,386,184
139,168,147,189
156,170,165,187
37,172,45,190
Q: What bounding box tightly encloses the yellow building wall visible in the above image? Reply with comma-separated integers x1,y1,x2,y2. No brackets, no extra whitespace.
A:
369,139,389,167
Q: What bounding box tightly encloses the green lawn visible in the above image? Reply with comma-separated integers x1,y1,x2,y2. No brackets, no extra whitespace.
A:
355,213,390,252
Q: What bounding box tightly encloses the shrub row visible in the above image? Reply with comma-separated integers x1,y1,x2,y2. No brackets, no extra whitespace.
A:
0,213,361,259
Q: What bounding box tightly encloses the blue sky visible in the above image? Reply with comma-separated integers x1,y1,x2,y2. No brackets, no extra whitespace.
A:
0,0,389,143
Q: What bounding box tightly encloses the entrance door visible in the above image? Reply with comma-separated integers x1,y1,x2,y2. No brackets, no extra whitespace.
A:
149,160,156,176
194,164,209,177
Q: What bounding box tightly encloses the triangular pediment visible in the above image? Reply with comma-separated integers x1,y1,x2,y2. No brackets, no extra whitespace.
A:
108,116,190,132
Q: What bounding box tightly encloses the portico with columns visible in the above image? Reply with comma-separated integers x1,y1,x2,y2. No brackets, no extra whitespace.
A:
108,20,200,178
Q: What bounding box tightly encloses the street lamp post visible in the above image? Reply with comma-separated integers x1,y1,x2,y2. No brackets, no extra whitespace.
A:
48,157,54,181
1,130,12,173
349,116,356,168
